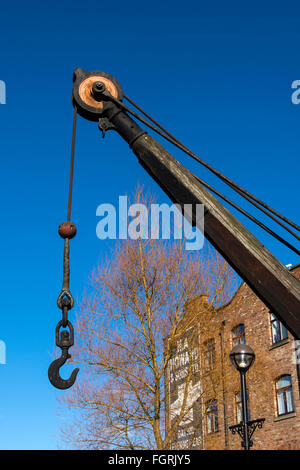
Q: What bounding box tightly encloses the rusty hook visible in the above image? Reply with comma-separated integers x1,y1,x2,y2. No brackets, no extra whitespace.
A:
48,348,79,390
48,323,79,390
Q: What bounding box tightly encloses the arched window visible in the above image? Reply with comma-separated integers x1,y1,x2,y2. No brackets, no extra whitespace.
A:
276,375,295,416
232,324,245,346
270,313,288,344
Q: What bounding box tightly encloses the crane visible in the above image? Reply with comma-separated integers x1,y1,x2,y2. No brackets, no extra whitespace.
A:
48,67,300,390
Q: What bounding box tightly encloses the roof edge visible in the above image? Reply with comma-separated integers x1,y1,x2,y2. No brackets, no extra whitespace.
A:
217,261,300,312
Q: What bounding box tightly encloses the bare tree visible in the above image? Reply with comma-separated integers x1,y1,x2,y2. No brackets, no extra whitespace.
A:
60,191,239,450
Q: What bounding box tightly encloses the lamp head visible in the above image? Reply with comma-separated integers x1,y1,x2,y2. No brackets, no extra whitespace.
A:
229,343,255,372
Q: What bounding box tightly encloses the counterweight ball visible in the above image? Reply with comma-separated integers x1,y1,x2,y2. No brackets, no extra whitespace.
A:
58,221,77,239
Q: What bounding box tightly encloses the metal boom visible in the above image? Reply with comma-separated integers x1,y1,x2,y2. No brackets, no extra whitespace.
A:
72,68,300,338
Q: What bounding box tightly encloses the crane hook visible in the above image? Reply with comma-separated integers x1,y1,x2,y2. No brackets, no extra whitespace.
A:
48,322,79,390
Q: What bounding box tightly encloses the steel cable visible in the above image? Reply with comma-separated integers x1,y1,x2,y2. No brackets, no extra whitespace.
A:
123,94,300,235
102,93,299,253
67,106,77,221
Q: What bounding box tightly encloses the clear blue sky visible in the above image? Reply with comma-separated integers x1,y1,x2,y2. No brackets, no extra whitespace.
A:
0,0,299,449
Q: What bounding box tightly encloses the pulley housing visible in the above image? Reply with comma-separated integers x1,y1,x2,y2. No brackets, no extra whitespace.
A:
72,68,123,121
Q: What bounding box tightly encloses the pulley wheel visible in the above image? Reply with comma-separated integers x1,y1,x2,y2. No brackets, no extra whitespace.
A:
72,68,123,121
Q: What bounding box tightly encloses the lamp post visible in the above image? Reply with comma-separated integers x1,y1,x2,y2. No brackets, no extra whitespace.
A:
229,344,265,450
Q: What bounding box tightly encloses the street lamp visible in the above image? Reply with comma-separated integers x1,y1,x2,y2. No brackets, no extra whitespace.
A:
229,344,265,450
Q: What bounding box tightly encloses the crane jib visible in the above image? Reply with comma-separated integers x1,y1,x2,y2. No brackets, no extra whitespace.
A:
72,68,300,339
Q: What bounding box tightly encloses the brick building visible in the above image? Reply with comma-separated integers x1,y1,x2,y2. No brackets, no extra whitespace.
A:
165,264,300,450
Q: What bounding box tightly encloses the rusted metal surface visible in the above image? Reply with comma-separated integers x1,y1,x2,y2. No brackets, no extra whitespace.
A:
78,75,119,110
72,68,123,121
58,221,77,239
49,104,80,390
48,319,79,390
49,236,79,389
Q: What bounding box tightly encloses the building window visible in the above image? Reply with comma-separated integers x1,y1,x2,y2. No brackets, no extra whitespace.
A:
235,392,250,423
276,375,295,416
232,324,245,346
206,400,219,433
204,338,216,371
270,313,288,344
